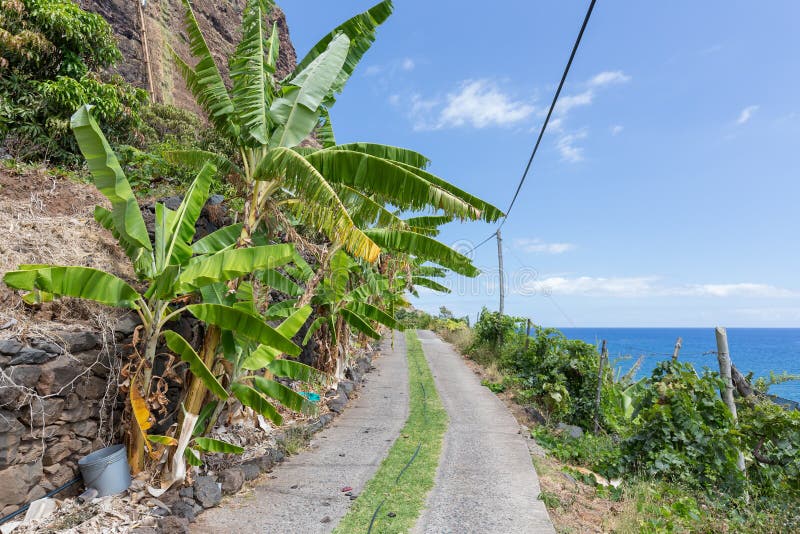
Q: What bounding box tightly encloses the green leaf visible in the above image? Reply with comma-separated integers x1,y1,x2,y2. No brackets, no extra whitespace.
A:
147,435,178,446
186,304,300,356
267,359,323,383
231,383,283,425
325,142,429,169
289,0,393,103
70,105,153,276
173,0,237,136
191,224,243,255
164,163,215,265
411,276,451,294
345,301,398,329
240,306,311,370
270,33,350,148
317,107,336,148
164,150,242,177
329,250,353,301
253,376,315,415
163,331,228,400
264,299,299,320
185,447,203,466
261,269,302,297
177,244,295,292
302,317,325,345
193,401,218,437
230,0,271,144
4,266,141,308
304,149,477,220
404,215,453,229
340,308,380,339
94,206,154,278
254,147,379,262
363,229,479,277
194,437,244,454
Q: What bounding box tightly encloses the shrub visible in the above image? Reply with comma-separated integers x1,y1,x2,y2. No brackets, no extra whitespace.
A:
0,0,146,163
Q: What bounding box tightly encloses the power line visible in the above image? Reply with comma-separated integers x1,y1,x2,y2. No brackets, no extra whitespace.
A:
501,0,598,226
460,0,599,258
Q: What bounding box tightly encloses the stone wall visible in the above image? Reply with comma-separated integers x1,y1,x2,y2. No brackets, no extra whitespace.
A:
0,317,137,515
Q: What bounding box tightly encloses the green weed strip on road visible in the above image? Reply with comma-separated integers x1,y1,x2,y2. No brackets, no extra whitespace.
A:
334,331,448,534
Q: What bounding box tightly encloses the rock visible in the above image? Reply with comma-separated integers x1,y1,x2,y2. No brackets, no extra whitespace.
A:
254,453,275,473
6,364,41,389
19,397,64,426
524,405,547,425
338,380,355,396
158,516,190,534
319,413,333,426
9,347,51,365
42,438,82,466
192,476,221,508
320,516,331,523
240,461,261,481
30,339,65,355
219,467,244,494
114,315,140,336
171,500,196,522
178,486,194,500
60,400,98,422
556,423,584,439
0,413,24,468
70,420,98,438
305,418,323,434
327,394,347,414
0,460,43,506
76,375,108,400
55,331,100,353
40,464,76,490
73,350,113,377
37,355,84,395
0,339,23,355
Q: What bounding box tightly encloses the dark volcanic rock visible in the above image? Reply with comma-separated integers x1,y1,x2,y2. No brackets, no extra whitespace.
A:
192,475,221,508
220,467,245,494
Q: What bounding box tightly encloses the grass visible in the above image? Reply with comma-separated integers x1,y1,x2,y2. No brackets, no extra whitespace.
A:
333,330,448,534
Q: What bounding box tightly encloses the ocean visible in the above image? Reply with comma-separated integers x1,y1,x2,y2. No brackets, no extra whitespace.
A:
559,328,800,402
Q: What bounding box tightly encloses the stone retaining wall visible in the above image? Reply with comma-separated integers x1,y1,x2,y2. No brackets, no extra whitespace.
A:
0,317,137,515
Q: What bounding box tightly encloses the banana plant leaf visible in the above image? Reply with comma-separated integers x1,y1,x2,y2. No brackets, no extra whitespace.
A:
163,331,228,400
231,383,283,425
176,244,295,292
3,266,141,308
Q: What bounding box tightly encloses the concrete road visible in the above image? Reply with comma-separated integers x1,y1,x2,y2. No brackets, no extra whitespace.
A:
413,330,555,534
193,332,409,534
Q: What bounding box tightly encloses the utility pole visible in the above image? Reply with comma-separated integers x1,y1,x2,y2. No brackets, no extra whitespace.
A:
137,0,157,101
496,229,504,316
524,318,532,351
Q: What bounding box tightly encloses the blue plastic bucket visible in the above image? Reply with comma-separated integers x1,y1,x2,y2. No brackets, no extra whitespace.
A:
77,444,131,497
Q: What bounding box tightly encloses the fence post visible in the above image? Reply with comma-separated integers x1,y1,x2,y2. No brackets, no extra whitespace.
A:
715,327,746,473
672,336,682,361
593,340,608,435
524,318,532,351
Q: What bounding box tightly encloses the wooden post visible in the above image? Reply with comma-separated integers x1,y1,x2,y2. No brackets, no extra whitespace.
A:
524,318,532,351
593,340,607,435
137,0,157,100
496,229,504,316
715,327,746,473
672,336,682,361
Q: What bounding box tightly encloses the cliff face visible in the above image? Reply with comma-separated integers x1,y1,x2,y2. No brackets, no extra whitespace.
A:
80,0,297,110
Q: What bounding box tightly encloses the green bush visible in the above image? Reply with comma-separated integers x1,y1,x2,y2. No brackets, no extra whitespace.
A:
0,0,147,163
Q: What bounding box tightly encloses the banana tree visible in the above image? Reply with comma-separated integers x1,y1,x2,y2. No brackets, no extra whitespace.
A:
167,0,502,263
3,106,302,473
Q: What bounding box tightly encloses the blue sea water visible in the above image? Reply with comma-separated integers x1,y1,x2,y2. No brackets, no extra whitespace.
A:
559,328,800,402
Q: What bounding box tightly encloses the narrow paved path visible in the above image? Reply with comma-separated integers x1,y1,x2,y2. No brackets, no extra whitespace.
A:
193,333,409,534
414,330,555,534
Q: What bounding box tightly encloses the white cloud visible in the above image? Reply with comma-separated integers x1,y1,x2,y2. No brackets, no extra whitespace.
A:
388,94,400,106
588,70,631,87
514,238,575,255
364,65,383,76
401,58,415,71
519,275,798,298
412,80,535,130
610,124,624,135
556,130,587,162
555,90,594,115
737,105,759,125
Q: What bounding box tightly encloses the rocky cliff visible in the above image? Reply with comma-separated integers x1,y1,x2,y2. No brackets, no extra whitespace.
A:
80,0,297,110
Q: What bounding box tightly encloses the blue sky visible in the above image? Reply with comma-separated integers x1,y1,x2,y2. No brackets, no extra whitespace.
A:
281,1,800,327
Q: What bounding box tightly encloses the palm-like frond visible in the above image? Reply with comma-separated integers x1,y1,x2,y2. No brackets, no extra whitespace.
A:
322,142,430,168
270,34,350,148
175,0,237,136
164,150,243,178
289,0,393,104
411,276,451,294
363,229,478,277
230,0,271,144
254,147,380,262
334,184,404,228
